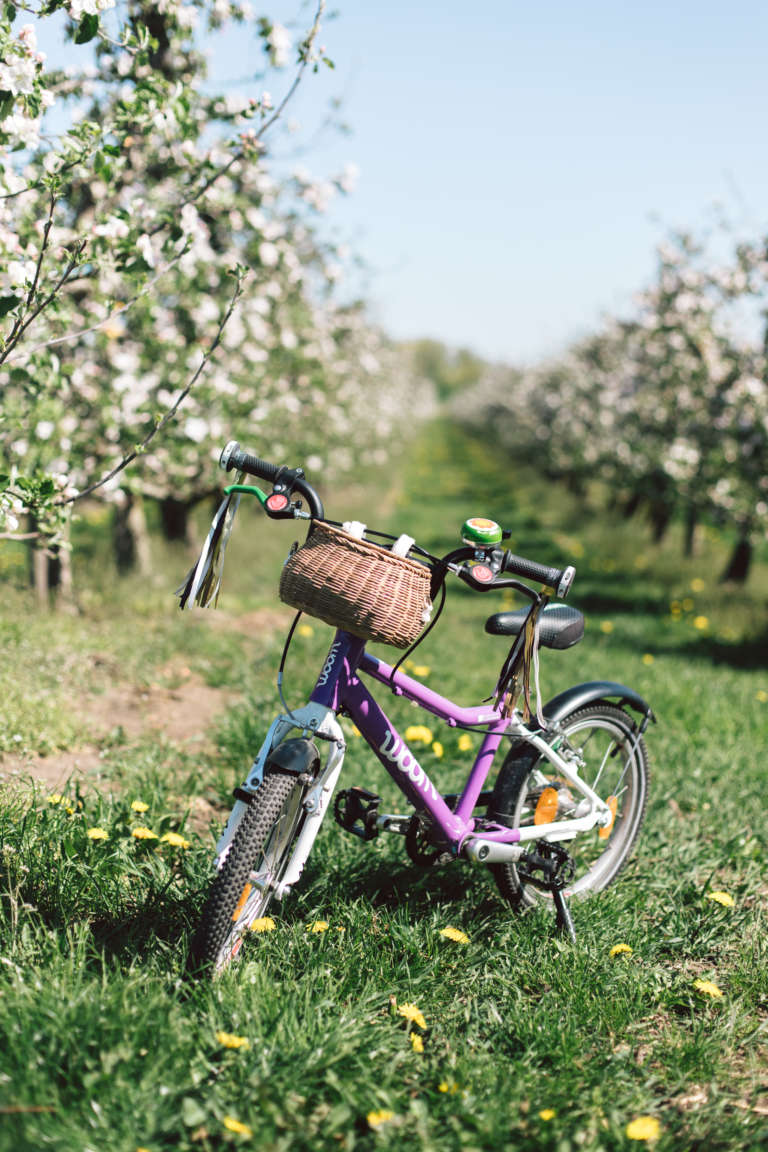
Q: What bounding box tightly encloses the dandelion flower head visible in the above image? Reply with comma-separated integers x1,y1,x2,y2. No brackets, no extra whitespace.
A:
397,1002,427,1030
693,978,723,998
223,1116,253,1137
609,943,633,957
626,1116,661,1141
367,1109,395,1129
215,1031,250,1050
439,926,469,944
131,826,158,840
706,891,734,908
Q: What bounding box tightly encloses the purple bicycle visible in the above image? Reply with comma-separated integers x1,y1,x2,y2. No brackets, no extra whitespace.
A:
182,442,654,975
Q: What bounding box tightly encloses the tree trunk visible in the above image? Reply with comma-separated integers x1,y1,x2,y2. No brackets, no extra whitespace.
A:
159,496,192,544
683,505,698,558
649,500,674,543
53,523,78,613
128,494,152,575
113,497,137,573
622,491,642,520
31,540,50,609
720,532,752,584
27,516,60,608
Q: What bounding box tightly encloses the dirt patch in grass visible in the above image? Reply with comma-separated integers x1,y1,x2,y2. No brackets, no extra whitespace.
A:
0,666,234,793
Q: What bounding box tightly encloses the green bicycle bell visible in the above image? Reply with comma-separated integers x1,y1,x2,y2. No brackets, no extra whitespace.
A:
461,517,503,546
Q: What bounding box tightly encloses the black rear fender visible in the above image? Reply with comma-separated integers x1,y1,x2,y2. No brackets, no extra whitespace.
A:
542,680,655,730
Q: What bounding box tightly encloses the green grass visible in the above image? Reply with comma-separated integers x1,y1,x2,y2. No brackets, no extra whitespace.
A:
0,422,767,1151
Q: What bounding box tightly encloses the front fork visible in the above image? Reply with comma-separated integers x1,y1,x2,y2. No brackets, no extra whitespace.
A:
213,703,347,900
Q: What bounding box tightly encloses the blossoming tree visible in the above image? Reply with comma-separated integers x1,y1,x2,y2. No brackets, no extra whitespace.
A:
0,1,432,597
452,229,768,580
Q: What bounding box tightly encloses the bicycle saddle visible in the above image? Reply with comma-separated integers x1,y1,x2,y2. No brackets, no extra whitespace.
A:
484,604,584,650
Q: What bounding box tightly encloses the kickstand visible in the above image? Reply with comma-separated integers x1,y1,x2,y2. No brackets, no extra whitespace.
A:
517,840,577,943
551,883,576,943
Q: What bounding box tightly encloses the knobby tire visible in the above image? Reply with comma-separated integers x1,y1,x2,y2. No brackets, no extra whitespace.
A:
189,771,301,976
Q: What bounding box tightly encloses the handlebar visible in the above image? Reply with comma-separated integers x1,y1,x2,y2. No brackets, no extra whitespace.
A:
220,440,324,520
219,441,574,598
502,551,575,599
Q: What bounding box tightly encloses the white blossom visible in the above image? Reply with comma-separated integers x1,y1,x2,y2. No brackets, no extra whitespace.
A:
267,22,291,67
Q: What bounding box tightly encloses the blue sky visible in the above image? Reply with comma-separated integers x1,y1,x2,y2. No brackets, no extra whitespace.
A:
210,0,768,363
37,1,768,364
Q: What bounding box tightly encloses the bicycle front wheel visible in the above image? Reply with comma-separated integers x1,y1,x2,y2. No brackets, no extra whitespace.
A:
189,771,307,975
489,703,649,910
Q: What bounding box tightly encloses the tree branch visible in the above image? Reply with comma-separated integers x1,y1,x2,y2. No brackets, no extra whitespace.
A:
57,269,246,506
0,237,87,367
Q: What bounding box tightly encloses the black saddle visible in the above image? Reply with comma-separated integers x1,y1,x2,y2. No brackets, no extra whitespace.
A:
484,604,584,650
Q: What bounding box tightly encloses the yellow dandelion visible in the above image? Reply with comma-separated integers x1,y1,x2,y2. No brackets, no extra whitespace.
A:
756,690,768,703
626,1116,661,1141
410,665,431,678
65,805,76,816
250,917,276,933
297,623,314,638
693,615,709,631
222,1116,252,1137
693,979,723,998
438,1080,460,1095
160,831,191,849
610,943,633,957
404,724,433,745
641,653,655,666
86,827,108,841
600,621,614,634
130,800,149,813
432,741,444,758
397,1003,427,1030
690,578,706,592
215,1031,250,1050
682,598,695,612
131,826,158,841
706,891,734,908
458,733,473,752
307,920,329,933
439,926,469,944
539,1109,556,1121
367,1109,395,1129
410,1032,424,1053
47,793,64,806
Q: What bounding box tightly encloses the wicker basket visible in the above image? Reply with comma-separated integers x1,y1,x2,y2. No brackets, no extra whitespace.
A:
279,521,432,648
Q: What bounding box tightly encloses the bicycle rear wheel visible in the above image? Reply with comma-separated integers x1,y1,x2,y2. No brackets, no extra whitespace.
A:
189,771,306,975
489,703,649,909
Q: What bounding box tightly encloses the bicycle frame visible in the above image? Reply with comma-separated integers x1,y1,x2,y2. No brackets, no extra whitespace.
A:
214,628,615,895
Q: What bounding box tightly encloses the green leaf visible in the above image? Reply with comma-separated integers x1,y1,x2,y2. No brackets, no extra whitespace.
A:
180,1097,206,1127
74,12,99,44
0,294,21,317
4,4,16,23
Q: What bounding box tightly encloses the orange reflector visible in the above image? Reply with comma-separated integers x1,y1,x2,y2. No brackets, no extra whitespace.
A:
598,796,618,839
534,786,559,825
232,883,253,922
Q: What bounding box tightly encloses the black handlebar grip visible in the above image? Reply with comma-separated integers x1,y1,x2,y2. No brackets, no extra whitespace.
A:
220,440,280,482
503,551,576,599
219,441,325,519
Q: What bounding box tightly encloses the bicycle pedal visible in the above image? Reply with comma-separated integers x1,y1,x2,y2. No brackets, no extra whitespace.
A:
334,787,380,841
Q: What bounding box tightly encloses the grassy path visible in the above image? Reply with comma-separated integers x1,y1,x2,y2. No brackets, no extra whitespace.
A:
0,423,766,1151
